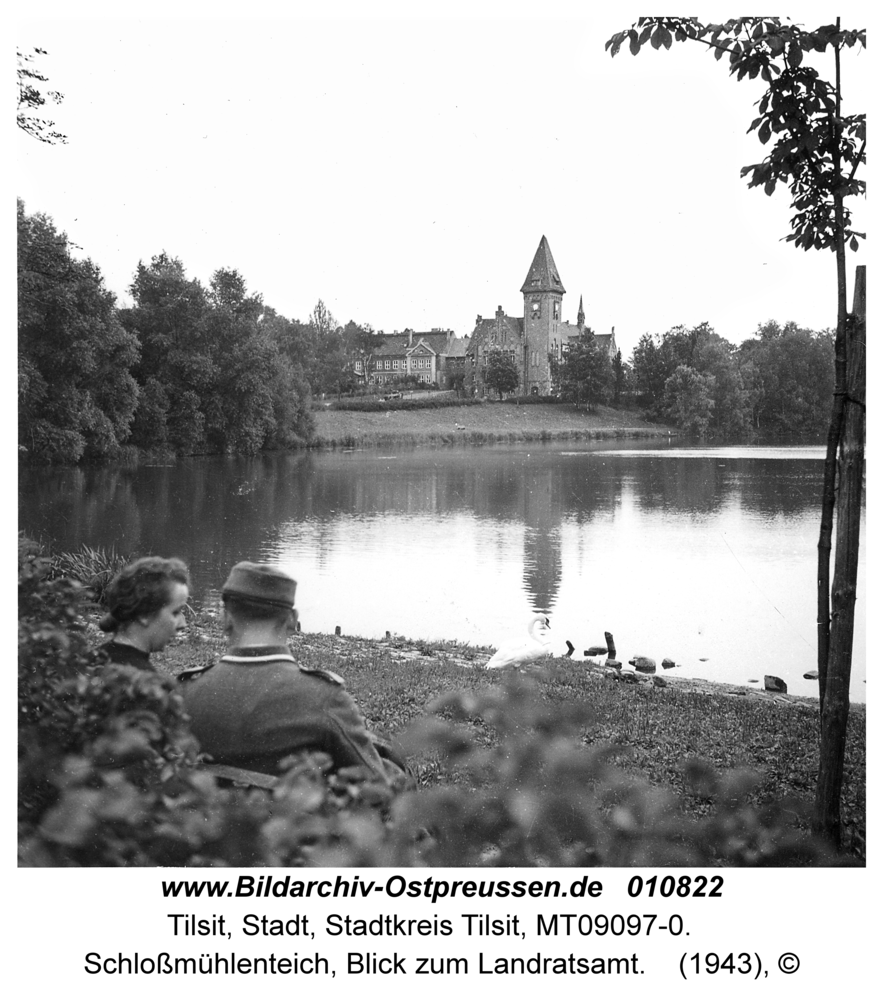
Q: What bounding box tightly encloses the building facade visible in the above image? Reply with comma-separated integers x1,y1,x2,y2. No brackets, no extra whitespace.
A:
466,236,616,397
359,329,469,390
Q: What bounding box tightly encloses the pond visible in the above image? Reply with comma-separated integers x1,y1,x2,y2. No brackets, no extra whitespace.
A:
19,441,866,702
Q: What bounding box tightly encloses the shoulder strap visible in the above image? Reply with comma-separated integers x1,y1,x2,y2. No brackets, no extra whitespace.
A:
299,665,345,686
178,662,214,681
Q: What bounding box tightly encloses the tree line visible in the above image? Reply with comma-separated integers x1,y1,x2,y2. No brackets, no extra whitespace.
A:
537,319,832,439
19,199,836,464
18,200,377,464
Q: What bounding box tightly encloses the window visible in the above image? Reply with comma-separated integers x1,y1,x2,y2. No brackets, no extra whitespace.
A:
384,360,391,370
530,300,540,318
553,301,560,320
392,359,399,370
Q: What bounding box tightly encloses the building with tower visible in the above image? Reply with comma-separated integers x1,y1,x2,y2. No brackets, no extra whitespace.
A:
465,236,616,396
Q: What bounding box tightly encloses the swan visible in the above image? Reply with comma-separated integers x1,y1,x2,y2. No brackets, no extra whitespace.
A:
485,614,552,669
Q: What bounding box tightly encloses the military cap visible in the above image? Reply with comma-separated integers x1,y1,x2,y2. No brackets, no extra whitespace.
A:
221,562,297,609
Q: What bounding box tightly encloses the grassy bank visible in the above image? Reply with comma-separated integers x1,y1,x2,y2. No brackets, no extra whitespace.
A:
157,616,866,861
310,402,672,448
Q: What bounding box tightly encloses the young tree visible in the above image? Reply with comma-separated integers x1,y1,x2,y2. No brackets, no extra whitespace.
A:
484,350,520,400
606,17,866,845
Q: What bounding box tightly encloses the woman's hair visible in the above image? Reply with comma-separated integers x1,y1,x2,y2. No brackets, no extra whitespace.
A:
99,556,190,633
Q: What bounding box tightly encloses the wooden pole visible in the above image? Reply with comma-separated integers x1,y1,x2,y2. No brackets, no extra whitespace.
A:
814,265,866,845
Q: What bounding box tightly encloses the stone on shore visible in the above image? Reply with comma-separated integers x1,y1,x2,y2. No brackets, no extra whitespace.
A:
605,658,622,669
803,670,819,680
629,656,656,673
764,675,788,694
585,645,608,656
662,658,676,669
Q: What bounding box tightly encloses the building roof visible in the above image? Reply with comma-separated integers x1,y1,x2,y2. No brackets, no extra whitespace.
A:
520,235,566,295
446,336,470,358
371,331,459,358
593,333,616,354
465,315,523,356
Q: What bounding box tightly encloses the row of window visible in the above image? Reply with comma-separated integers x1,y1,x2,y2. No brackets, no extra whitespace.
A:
373,373,434,383
376,358,432,370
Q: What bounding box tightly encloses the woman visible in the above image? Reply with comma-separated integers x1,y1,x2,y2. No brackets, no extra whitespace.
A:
98,556,191,669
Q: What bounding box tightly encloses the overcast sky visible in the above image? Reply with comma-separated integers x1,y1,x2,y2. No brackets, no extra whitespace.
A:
16,4,870,361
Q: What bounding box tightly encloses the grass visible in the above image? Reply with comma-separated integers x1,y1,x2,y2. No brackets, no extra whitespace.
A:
157,612,866,861
310,402,672,448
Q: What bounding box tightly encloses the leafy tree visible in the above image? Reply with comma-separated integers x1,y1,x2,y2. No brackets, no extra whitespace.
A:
303,299,351,396
691,326,750,435
611,349,631,406
739,321,835,436
17,47,66,144
606,16,866,845
555,330,614,409
630,326,700,418
121,253,212,453
484,349,519,400
630,333,669,413
448,371,466,396
18,202,140,463
121,260,314,454
664,366,716,435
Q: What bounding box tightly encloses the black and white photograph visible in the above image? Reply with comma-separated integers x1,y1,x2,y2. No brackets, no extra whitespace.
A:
14,2,870,991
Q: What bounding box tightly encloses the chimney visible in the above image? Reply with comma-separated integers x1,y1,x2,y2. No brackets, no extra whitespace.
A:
476,314,482,326
408,329,412,347
496,304,504,319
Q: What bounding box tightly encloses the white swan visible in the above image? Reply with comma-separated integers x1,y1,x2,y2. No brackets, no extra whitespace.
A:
485,614,552,669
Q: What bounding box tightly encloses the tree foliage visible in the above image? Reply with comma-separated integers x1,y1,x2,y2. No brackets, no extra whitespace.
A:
739,321,835,435
17,47,66,144
553,330,613,409
120,258,314,454
18,201,140,463
664,366,716,436
484,350,520,400
606,18,865,254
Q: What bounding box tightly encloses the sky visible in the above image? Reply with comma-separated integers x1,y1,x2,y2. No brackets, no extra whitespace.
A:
15,3,870,363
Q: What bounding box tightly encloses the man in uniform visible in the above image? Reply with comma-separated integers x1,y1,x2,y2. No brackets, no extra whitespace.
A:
180,562,396,784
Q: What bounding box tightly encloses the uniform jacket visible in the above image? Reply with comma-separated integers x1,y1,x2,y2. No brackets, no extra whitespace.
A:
180,646,390,782
98,641,154,671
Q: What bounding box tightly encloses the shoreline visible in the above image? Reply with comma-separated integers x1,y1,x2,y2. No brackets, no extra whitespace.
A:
309,402,674,449
156,623,860,714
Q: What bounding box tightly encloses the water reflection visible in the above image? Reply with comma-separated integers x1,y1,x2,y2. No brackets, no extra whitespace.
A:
19,443,865,702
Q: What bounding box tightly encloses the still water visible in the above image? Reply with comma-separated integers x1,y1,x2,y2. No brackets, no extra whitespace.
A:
19,442,866,702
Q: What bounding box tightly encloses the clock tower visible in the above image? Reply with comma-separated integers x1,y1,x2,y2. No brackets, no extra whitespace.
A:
520,235,565,394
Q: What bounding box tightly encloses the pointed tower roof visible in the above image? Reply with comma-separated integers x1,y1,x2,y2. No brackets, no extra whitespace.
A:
577,295,585,326
520,235,566,295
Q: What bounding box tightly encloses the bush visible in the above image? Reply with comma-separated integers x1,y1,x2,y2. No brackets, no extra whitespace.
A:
50,543,132,605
